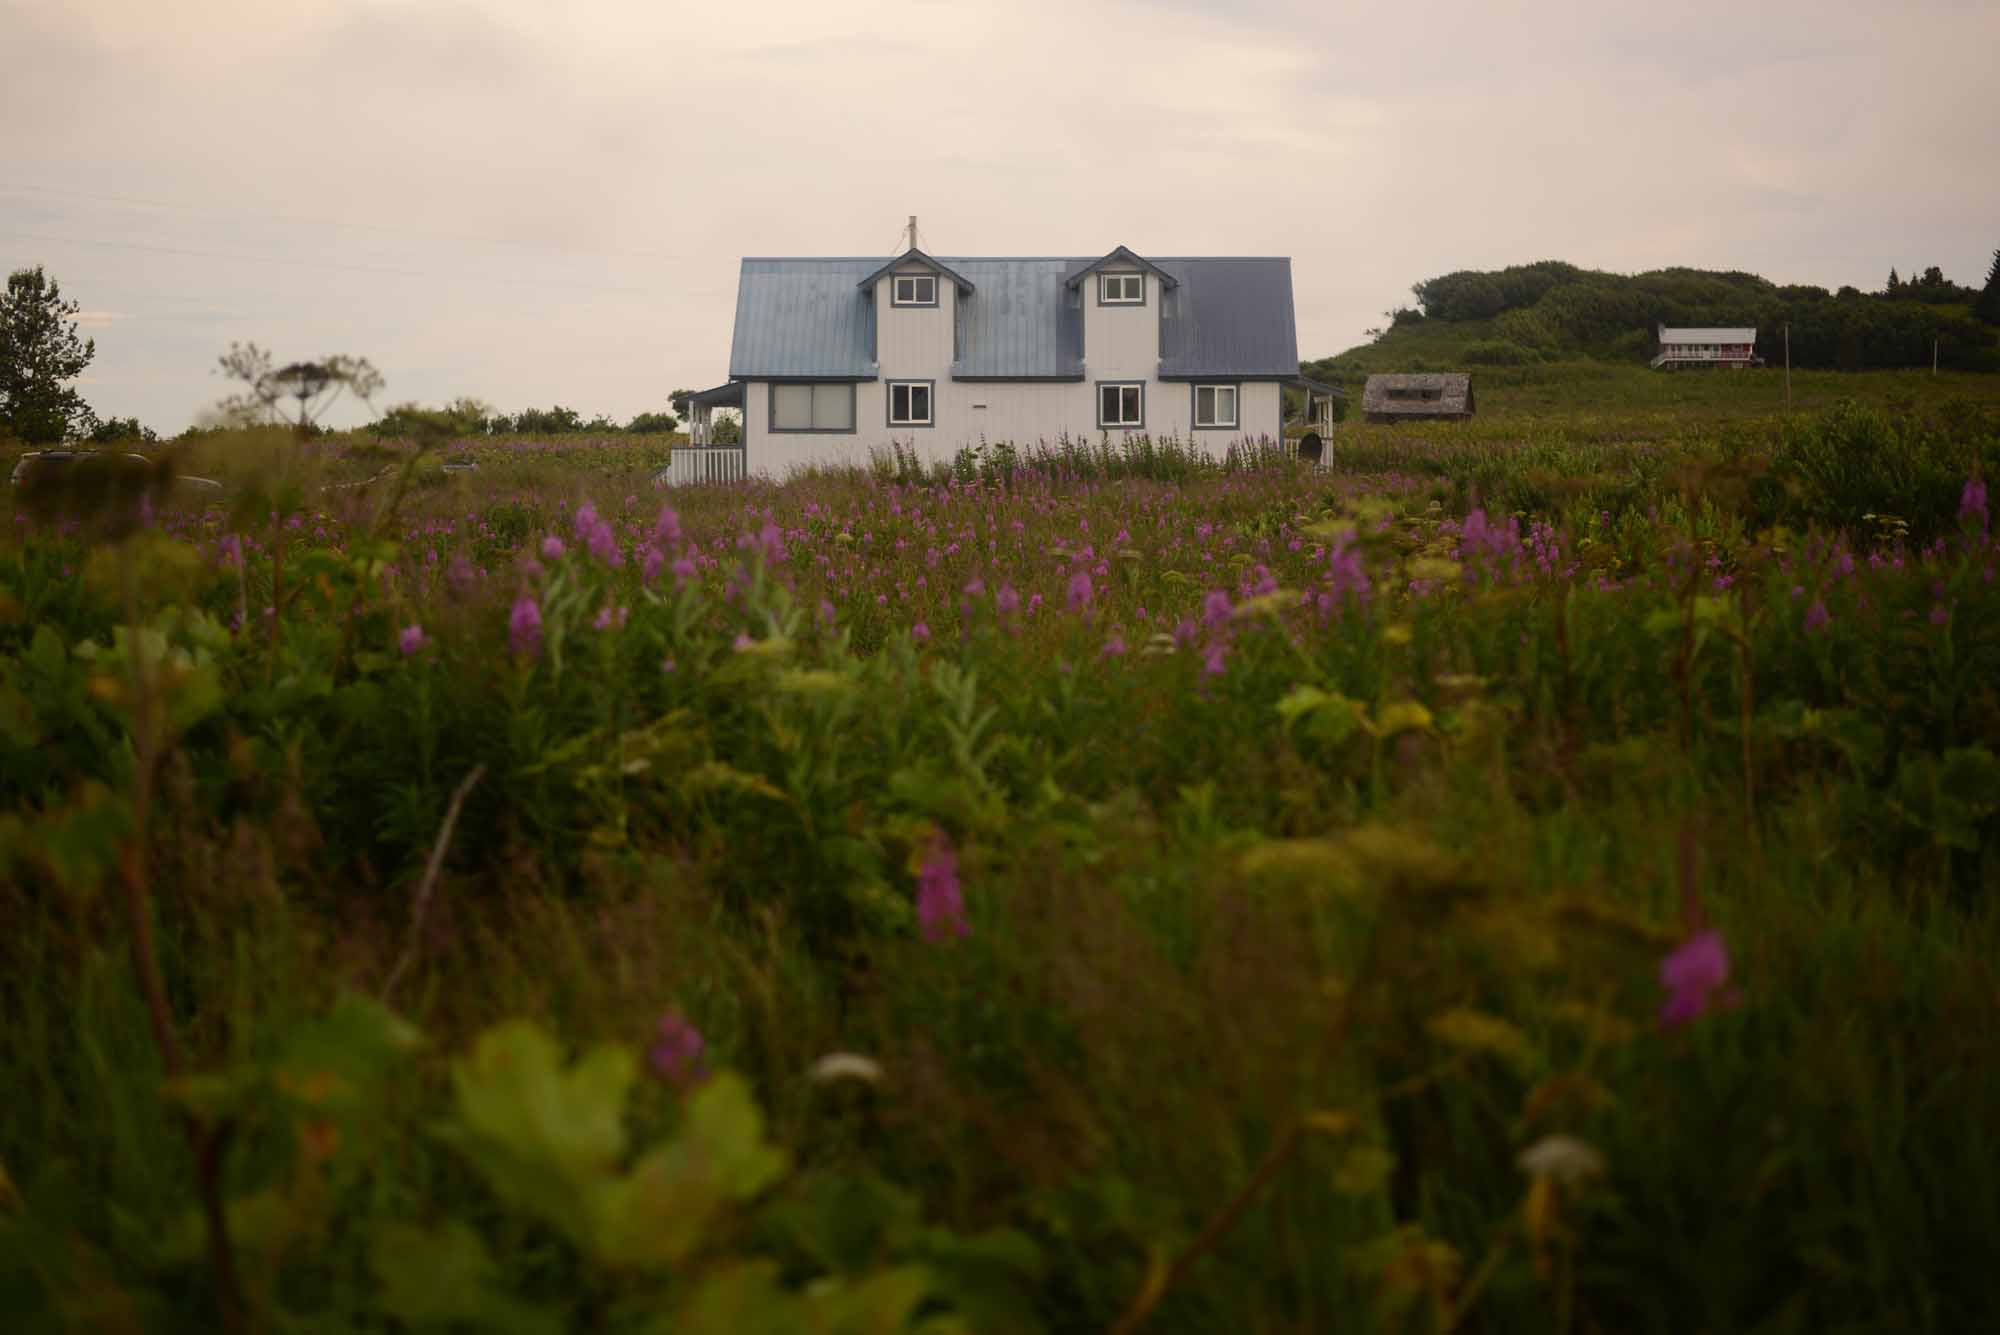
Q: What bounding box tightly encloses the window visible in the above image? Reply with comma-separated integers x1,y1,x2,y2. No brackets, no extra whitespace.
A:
888,381,933,427
769,382,856,432
1098,272,1144,305
1193,384,1238,429
891,274,937,306
1098,382,1143,428
1386,387,1444,402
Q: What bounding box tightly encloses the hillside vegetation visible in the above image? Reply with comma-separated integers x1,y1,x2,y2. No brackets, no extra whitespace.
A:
1307,257,2000,387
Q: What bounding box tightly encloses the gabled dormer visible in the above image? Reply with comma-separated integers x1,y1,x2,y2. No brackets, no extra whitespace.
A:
1065,245,1179,308
858,248,972,378
857,249,976,308
1069,245,1173,381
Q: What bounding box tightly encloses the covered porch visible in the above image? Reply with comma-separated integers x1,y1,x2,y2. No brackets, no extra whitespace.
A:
1286,376,1343,463
661,381,748,486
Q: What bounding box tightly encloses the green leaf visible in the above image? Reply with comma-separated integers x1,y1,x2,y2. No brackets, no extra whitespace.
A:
1333,1145,1397,1197
443,1021,635,1251
272,994,422,1114
370,1220,494,1325
596,1072,787,1269
668,1261,802,1335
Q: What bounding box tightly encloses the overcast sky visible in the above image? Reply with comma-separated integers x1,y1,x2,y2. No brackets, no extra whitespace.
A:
4,0,1996,432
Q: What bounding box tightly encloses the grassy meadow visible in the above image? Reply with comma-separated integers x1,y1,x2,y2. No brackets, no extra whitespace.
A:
3,368,2000,1333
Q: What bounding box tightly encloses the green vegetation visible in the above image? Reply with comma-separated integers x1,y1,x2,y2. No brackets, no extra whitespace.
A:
1,266,98,443
1307,256,2000,385
4,378,2000,1330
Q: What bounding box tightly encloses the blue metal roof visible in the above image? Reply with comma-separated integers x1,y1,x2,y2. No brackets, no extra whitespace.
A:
951,259,1082,378
1155,258,1298,379
729,259,878,378
726,255,1298,381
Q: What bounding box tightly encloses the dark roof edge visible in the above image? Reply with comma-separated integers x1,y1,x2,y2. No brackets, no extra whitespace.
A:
948,373,1088,382
728,372,880,382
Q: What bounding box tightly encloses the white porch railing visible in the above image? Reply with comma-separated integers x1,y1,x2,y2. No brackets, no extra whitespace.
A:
656,447,748,486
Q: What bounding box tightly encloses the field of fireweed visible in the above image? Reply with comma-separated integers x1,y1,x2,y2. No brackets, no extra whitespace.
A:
3,402,2000,1333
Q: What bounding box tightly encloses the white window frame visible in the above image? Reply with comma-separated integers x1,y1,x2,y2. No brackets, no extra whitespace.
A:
1097,381,1144,429
768,382,857,433
891,273,937,307
1193,383,1239,429
1098,272,1144,305
887,380,934,427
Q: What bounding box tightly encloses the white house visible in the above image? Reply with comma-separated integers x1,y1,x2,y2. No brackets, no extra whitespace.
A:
677,245,1332,478
1651,325,1762,370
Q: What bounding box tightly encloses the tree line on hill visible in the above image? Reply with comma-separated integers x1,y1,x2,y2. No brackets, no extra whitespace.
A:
1363,251,2000,372
365,402,681,437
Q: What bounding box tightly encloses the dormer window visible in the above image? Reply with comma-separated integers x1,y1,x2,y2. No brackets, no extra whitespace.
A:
1099,273,1144,305
892,274,937,306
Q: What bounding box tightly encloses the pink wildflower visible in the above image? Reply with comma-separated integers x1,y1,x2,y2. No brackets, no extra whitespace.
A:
912,621,930,643
508,595,543,656
540,535,566,560
397,624,428,656
915,833,969,943
649,1009,709,1088
1803,599,1831,634
1961,477,1989,532
1067,569,1094,611
1658,929,1741,1029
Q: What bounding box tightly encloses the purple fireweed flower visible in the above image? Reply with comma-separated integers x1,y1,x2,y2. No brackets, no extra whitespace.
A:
1658,929,1741,1029
1929,603,1950,626
1202,590,1233,628
398,624,428,656
649,1009,709,1088
641,544,665,584
1962,477,1989,532
1101,631,1127,658
508,595,543,656
654,506,682,545
1803,599,1831,634
541,535,566,560
593,604,628,631
1067,569,1094,611
1202,641,1229,676
915,834,969,943
912,621,931,643
995,584,1020,615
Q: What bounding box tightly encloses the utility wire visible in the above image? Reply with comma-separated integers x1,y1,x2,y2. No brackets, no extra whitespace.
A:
0,179,689,262
0,230,661,296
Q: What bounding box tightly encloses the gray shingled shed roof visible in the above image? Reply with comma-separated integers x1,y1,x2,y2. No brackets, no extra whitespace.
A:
727,255,1299,382
1361,373,1474,416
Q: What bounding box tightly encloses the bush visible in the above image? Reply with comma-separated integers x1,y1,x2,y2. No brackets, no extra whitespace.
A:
1462,340,1539,366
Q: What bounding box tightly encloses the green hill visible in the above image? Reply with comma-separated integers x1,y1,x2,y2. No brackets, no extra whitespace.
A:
1306,259,2000,387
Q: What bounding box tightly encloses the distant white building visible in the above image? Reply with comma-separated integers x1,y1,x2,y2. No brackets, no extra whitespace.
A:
1652,325,1762,370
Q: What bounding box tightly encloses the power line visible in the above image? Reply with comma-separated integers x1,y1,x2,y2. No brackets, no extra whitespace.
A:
0,230,662,296
0,179,690,263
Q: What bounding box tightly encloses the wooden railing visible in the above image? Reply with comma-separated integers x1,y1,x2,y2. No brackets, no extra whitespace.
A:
657,447,748,487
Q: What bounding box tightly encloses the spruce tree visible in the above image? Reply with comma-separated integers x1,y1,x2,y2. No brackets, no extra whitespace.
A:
0,266,96,442
1975,249,2000,326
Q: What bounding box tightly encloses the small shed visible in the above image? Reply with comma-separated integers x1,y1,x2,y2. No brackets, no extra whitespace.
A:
1361,373,1474,424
